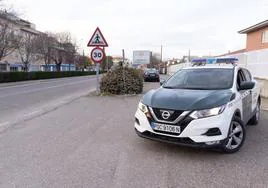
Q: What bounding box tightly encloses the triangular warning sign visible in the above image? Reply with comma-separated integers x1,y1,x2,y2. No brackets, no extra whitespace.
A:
87,27,108,47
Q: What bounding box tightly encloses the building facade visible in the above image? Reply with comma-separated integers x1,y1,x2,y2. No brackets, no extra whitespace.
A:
0,12,77,72
238,20,268,51
219,19,268,97
0,12,45,72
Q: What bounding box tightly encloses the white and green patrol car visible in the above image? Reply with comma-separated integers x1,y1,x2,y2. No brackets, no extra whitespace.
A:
134,58,261,153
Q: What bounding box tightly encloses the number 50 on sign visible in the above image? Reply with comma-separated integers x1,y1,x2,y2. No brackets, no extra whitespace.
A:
91,47,105,63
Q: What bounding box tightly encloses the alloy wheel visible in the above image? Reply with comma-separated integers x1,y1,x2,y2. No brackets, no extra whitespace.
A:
225,121,244,150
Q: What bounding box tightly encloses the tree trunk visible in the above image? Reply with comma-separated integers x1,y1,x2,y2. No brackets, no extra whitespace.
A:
56,63,61,72
23,63,29,72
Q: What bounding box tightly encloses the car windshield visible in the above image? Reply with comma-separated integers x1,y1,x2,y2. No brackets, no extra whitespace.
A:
163,68,234,90
146,69,157,73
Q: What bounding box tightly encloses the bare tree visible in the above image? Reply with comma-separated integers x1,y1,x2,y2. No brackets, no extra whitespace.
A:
48,32,77,72
0,5,20,61
17,32,39,71
0,0,19,17
35,33,57,70
0,22,19,61
148,53,161,68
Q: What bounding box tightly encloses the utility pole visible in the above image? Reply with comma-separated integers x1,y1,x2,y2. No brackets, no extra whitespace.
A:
161,45,163,63
82,50,85,71
188,49,191,62
122,49,126,94
161,45,166,74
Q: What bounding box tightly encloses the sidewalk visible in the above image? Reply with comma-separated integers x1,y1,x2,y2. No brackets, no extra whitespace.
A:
261,97,268,111
0,75,96,88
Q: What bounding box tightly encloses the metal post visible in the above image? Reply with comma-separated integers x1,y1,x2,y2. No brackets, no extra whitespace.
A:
96,63,100,94
82,50,85,71
122,49,126,94
160,45,163,71
161,45,163,63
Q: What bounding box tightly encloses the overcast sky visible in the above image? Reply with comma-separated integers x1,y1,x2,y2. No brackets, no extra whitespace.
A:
7,0,268,60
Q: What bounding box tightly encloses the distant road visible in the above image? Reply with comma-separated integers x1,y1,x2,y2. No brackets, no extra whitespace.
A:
0,76,97,128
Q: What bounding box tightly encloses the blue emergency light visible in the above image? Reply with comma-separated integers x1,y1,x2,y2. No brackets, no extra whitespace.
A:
192,57,238,66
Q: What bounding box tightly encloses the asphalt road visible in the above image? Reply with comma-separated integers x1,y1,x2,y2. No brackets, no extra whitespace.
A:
0,76,97,130
0,81,268,188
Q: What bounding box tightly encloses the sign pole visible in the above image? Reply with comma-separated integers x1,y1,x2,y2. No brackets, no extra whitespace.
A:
91,47,105,95
96,63,100,94
87,27,108,95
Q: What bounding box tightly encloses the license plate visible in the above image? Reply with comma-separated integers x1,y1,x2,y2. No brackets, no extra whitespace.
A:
149,74,155,76
151,123,181,134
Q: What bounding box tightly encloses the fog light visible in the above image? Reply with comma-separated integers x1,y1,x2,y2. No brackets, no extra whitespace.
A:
205,141,220,145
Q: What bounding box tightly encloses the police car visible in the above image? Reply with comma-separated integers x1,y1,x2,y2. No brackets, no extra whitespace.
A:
134,58,261,153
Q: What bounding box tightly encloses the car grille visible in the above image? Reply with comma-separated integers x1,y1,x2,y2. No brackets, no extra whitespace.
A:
152,108,184,121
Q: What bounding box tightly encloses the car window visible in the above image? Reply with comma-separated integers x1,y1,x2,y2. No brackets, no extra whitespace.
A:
163,68,234,90
237,70,246,89
242,69,252,81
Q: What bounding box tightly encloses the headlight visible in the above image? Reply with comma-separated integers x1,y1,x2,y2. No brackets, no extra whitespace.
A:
138,102,148,114
190,104,226,119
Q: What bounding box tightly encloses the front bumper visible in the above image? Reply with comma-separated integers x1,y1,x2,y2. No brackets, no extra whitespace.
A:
134,107,233,147
144,75,159,80
135,128,224,148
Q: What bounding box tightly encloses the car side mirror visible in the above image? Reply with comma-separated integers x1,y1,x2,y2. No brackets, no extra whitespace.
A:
239,81,255,90
160,80,165,86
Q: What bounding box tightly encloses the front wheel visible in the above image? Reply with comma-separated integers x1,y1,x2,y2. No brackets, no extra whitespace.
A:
221,117,246,154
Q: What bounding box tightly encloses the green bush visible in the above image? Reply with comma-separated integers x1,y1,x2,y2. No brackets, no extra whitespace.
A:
0,71,105,83
100,67,143,95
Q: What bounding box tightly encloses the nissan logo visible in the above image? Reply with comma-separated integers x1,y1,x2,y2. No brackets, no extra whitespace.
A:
162,111,171,120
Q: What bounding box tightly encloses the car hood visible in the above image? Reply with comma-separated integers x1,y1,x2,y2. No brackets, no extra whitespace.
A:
142,87,233,111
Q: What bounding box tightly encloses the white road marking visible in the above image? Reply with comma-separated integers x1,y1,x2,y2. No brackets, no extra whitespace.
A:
0,121,10,127
0,82,42,90
23,110,41,117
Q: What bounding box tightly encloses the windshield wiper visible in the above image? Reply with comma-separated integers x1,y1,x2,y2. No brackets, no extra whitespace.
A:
183,87,211,90
163,86,176,89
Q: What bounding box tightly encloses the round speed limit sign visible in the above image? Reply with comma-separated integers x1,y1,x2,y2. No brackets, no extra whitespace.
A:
91,47,105,63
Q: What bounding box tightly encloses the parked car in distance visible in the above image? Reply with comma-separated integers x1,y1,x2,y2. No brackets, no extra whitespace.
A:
144,68,160,82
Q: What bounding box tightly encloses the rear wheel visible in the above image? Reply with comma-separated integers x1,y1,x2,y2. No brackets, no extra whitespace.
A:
249,101,260,125
221,117,246,153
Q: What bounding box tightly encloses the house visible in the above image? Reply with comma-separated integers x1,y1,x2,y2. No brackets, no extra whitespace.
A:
238,19,268,52
112,56,130,66
219,19,268,97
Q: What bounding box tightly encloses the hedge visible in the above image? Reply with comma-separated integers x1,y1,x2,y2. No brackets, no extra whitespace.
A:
0,71,105,83
100,67,143,95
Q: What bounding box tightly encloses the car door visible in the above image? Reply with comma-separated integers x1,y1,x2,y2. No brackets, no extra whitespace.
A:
242,68,258,114
237,69,252,123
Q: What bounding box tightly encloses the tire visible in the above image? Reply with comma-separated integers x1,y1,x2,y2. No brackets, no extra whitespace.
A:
221,117,246,154
248,101,260,125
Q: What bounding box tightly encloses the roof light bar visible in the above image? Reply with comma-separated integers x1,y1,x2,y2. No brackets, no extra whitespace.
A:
191,58,238,66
